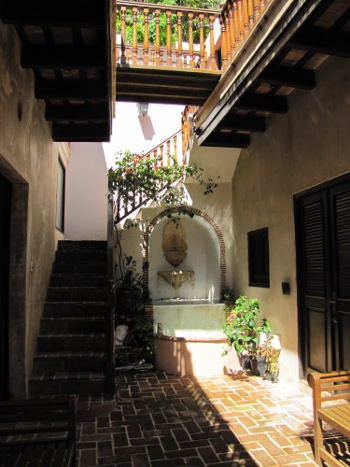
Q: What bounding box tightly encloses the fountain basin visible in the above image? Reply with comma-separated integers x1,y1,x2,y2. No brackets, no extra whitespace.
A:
153,301,239,376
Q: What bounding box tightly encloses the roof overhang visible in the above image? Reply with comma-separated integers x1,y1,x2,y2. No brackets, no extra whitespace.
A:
195,0,350,148
0,0,115,142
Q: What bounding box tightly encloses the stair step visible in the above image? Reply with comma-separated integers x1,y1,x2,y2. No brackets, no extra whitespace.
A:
58,240,107,252
52,261,107,275
46,287,108,302
40,317,106,334
55,250,107,263
43,302,109,318
50,274,107,287
29,373,107,396
37,334,108,352
32,351,107,374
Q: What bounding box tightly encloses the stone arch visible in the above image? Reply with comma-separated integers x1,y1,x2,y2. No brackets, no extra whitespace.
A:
143,207,226,311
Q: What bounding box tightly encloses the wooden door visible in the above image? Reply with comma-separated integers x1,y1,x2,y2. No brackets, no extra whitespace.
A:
0,174,11,399
295,176,350,375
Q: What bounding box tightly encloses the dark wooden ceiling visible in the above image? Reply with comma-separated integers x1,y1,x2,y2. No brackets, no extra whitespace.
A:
116,66,221,106
195,0,350,148
0,0,113,142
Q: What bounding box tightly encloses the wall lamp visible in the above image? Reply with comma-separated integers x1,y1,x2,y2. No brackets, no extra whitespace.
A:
137,102,149,117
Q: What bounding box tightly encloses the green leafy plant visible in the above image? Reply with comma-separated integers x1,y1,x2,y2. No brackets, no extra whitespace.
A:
222,296,272,356
108,150,218,212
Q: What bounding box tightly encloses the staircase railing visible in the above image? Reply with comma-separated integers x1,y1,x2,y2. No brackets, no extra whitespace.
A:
116,1,220,70
106,188,116,394
113,129,186,225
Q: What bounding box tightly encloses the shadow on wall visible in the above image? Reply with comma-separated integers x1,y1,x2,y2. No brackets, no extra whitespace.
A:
138,116,155,140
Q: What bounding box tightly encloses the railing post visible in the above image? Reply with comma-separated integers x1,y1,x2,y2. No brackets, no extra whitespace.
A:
220,14,228,70
166,11,172,66
120,6,127,65
209,15,218,70
253,0,260,19
155,9,161,65
237,0,245,43
144,8,149,65
233,1,240,51
132,7,138,65
188,13,195,68
176,12,183,67
199,13,205,69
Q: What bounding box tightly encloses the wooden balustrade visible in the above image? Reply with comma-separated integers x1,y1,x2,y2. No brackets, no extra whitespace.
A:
219,0,271,70
116,1,221,70
116,0,272,72
182,105,197,158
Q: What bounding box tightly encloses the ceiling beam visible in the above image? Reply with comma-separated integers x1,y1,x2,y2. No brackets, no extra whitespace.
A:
288,27,350,58
22,46,105,69
201,132,250,148
116,93,206,106
257,65,316,90
0,0,105,28
235,94,288,114
36,81,107,100
52,123,110,142
217,114,266,133
45,103,108,122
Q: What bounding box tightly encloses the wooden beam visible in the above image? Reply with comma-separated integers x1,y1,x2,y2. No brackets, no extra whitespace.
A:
52,123,110,142
45,103,108,122
36,81,107,100
257,66,316,90
288,27,350,58
235,94,288,114
22,46,105,69
218,114,266,133
0,0,105,29
202,132,250,148
116,92,205,106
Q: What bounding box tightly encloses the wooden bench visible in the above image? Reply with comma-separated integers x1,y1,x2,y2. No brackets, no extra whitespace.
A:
308,370,350,466
0,396,76,467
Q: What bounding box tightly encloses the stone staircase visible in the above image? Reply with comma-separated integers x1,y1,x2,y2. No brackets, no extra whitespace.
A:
30,240,114,397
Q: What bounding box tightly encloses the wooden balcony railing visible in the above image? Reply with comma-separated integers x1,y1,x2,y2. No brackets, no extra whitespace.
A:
116,0,271,72
219,0,271,70
116,1,221,70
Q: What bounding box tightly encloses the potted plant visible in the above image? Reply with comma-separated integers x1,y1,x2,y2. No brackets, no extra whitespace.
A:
222,295,272,374
259,334,281,381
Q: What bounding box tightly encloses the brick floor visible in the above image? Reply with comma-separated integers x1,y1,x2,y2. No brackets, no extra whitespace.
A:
75,371,317,466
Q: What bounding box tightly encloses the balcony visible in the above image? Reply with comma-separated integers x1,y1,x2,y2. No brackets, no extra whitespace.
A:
116,0,350,149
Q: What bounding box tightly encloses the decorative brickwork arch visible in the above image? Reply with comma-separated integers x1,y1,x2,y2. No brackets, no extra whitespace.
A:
142,207,226,314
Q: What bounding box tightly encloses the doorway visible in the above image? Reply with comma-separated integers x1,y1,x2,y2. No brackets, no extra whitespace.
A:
295,174,350,376
0,173,11,399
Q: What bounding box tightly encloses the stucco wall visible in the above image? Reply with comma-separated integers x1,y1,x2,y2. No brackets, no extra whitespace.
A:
231,56,350,382
0,22,66,397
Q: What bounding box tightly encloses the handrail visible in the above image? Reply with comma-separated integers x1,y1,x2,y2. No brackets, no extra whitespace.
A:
144,130,183,165
106,188,116,394
116,1,221,70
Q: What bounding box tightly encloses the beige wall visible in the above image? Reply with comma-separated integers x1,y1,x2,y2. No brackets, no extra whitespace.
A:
0,22,67,397
231,56,350,382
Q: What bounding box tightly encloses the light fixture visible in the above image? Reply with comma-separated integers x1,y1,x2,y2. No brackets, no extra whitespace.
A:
137,102,149,117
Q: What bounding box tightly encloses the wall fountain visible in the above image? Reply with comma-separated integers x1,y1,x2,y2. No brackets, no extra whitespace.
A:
152,219,230,377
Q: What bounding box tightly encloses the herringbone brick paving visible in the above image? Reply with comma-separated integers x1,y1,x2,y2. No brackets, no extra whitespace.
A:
76,371,318,466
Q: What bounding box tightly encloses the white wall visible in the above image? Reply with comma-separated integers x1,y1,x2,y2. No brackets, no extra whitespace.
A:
65,142,108,240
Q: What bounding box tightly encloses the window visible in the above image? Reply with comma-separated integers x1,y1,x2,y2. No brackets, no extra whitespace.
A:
248,228,270,287
55,157,65,232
